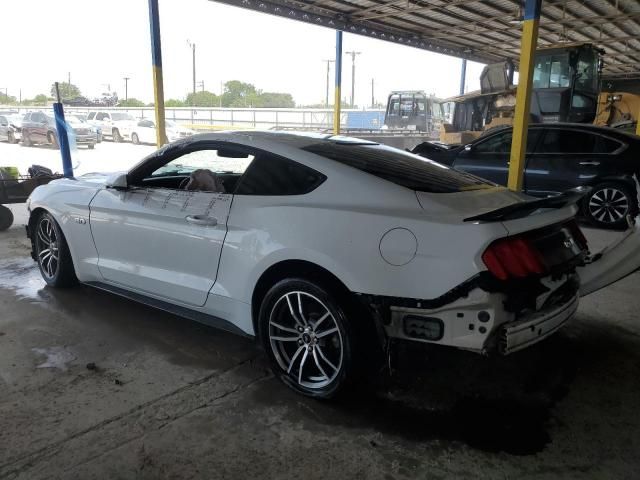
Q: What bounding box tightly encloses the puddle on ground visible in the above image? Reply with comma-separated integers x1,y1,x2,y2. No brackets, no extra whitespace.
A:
32,346,76,371
0,257,47,300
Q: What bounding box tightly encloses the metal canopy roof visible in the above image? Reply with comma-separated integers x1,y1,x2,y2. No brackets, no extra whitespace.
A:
211,0,640,79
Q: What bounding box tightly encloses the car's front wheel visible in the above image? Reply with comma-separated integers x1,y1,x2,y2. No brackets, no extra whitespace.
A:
131,133,140,145
259,279,355,398
34,212,77,287
585,182,637,229
112,128,122,143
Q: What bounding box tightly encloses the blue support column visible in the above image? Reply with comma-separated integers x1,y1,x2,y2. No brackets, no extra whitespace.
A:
333,30,343,135
148,0,167,146
52,86,73,178
459,58,467,95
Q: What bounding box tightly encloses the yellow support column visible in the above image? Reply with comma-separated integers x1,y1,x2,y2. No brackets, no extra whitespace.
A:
508,0,542,191
333,30,343,135
148,0,167,147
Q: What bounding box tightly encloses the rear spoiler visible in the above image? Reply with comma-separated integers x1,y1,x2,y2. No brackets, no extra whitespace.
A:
464,189,589,222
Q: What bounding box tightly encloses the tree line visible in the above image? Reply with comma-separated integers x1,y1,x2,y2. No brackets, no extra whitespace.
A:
0,80,295,108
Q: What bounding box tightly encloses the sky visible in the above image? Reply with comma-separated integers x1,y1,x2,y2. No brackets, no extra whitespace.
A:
2,0,486,107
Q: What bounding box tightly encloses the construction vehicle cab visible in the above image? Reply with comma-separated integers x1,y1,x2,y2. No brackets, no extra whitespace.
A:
441,43,624,143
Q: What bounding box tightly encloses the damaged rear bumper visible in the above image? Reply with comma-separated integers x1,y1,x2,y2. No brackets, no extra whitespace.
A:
366,274,579,355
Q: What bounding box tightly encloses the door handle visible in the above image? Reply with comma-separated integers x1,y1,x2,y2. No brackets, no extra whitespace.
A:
579,161,600,166
185,215,218,226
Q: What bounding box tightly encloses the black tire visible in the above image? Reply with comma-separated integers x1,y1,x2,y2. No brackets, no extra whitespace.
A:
258,278,359,399
88,143,95,149
33,212,78,287
48,132,59,149
22,133,32,147
584,182,637,230
7,131,15,144
0,205,13,231
131,133,139,145
112,128,122,143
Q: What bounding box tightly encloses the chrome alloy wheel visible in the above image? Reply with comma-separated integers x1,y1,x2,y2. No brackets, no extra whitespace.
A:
268,291,344,390
588,187,630,224
36,216,59,279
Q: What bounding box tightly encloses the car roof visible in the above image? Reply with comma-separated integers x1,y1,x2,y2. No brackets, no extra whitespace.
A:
174,130,379,149
480,122,639,142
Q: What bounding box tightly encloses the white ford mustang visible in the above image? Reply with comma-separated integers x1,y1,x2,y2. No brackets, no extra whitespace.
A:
26,131,640,398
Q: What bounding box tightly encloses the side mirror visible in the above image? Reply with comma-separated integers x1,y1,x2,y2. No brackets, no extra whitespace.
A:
464,144,473,151
105,173,128,189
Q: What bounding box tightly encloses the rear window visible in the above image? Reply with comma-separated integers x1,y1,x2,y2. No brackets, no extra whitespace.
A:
302,142,492,193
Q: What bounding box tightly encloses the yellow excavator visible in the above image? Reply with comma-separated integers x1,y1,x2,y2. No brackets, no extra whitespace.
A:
440,43,639,143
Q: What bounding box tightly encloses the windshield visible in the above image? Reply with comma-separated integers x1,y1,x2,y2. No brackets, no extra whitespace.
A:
575,48,599,92
303,142,492,193
533,54,570,89
111,113,134,121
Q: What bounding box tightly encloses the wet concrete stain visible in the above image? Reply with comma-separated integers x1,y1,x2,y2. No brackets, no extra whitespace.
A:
0,257,47,300
31,346,77,371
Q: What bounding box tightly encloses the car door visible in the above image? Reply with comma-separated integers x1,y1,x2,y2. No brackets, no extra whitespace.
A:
452,130,513,185
524,128,616,196
30,112,47,142
139,119,156,144
88,144,253,307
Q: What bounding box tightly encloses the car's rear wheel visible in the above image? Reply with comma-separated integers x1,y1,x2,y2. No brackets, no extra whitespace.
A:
259,279,355,398
0,205,14,231
22,133,32,147
7,131,15,143
88,143,95,149
34,212,77,287
585,182,636,229
112,128,122,143
131,133,139,145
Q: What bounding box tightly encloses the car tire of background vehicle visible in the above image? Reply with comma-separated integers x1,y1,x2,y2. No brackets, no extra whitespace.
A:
131,133,139,145
34,212,78,287
88,144,95,149
584,182,637,230
7,131,15,144
48,132,59,150
0,205,14,231
258,278,359,399
22,134,31,147
112,128,122,143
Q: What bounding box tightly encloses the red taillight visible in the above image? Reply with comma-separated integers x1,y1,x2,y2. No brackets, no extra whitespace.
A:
482,236,546,280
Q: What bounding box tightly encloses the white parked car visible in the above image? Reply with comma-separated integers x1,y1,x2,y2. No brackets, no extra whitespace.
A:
25,132,640,398
86,111,136,142
131,119,195,145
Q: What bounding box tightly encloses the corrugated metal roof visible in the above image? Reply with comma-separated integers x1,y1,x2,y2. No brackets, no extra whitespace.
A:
211,0,640,78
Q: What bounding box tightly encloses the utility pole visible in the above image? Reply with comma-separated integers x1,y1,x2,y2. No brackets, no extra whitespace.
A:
323,59,334,107
123,77,130,102
187,40,196,99
371,78,374,108
345,51,361,108
19,89,22,105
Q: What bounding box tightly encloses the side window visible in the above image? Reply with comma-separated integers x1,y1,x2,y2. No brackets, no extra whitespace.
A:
474,132,512,153
23,113,31,122
236,153,326,196
87,112,95,120
537,129,597,153
594,136,623,154
139,120,154,127
0,116,7,126
96,112,107,121
150,148,254,182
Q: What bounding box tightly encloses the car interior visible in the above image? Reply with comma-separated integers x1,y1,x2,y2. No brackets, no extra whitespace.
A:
134,147,253,193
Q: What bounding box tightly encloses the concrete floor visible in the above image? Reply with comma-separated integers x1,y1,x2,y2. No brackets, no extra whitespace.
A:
1,203,639,479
